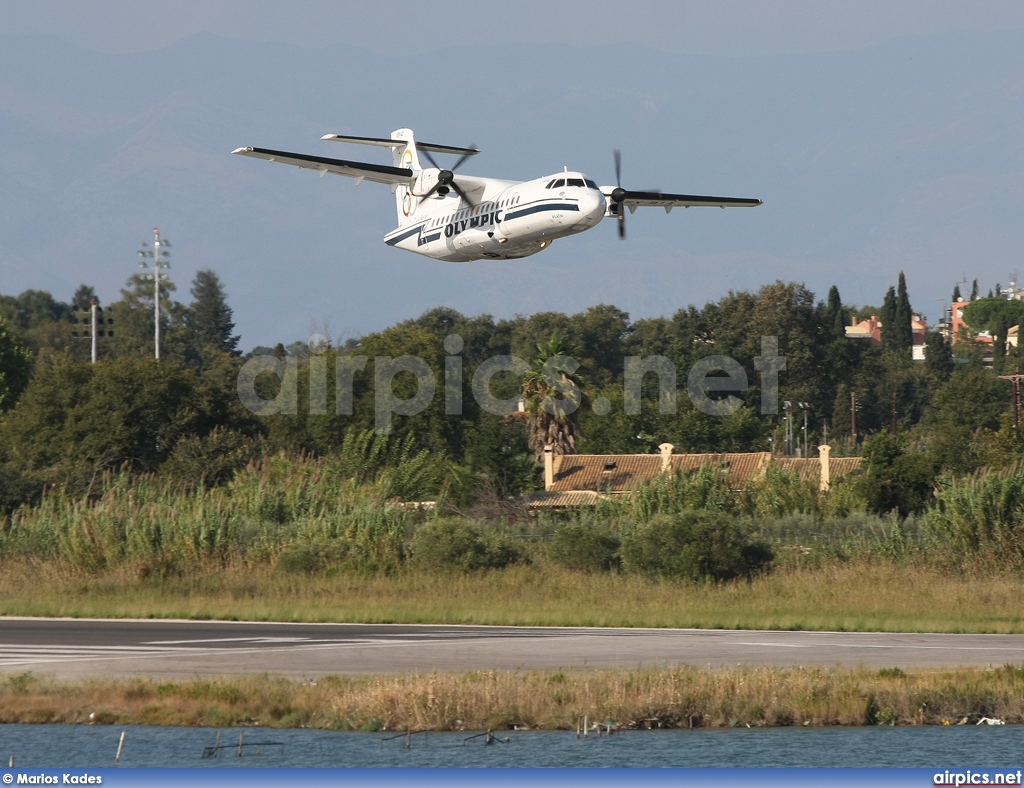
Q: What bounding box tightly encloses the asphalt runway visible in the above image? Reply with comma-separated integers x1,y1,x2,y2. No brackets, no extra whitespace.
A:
1,618,1023,678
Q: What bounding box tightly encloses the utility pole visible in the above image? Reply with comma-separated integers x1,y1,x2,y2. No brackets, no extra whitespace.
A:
137,228,171,361
72,297,113,364
799,402,810,458
90,299,98,364
998,374,1024,431
850,390,857,444
783,401,793,456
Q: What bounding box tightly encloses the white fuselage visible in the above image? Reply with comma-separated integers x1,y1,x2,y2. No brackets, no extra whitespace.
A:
384,171,607,262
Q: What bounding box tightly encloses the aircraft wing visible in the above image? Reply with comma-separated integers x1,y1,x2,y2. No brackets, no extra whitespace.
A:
602,187,762,212
232,147,415,186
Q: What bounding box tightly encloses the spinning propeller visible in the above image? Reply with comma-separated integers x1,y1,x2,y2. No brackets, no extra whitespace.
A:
608,150,663,240
418,146,478,207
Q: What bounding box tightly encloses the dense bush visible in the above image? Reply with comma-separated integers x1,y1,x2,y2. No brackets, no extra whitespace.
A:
275,538,364,574
161,427,263,488
859,433,938,518
547,523,621,572
620,511,774,582
409,518,523,572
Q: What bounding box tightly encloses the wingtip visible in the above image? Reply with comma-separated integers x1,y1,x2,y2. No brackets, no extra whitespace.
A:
320,134,337,141
231,147,253,154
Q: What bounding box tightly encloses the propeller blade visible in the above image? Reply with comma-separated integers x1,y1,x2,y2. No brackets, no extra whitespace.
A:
449,145,476,173
416,181,441,206
420,148,441,171
417,145,476,204
451,180,477,208
613,149,625,239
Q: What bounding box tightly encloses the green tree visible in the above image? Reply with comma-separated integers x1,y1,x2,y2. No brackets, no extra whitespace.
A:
961,298,1024,336
0,314,32,411
108,273,189,361
859,432,936,518
826,284,846,338
924,368,1010,475
924,332,954,382
880,286,897,349
831,383,852,444
188,270,239,357
0,355,207,495
894,271,913,352
993,313,1009,374
70,285,97,312
570,304,630,387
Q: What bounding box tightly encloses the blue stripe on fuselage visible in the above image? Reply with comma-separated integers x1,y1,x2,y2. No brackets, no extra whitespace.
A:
384,222,425,246
503,201,580,221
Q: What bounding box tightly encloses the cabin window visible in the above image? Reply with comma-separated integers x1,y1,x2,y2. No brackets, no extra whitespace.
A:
552,179,565,188
584,179,598,189
567,178,585,187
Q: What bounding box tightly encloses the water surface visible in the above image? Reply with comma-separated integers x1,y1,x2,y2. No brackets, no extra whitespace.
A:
2,724,1022,768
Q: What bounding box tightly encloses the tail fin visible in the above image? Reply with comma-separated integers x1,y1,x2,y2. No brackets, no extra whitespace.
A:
391,128,422,226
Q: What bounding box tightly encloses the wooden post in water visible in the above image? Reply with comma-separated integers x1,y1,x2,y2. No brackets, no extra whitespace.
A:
214,731,221,757
406,729,411,749
583,715,588,738
237,731,244,757
115,731,125,763
576,720,580,740
8,756,13,767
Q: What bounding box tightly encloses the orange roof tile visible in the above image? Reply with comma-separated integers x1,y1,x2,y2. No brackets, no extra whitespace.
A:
550,454,663,492
773,457,820,481
774,456,863,481
669,452,771,487
520,490,607,509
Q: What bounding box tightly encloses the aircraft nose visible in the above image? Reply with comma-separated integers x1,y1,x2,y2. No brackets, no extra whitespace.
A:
580,189,606,226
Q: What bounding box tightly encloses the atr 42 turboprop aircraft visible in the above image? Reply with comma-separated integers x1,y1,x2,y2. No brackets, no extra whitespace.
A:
233,128,761,262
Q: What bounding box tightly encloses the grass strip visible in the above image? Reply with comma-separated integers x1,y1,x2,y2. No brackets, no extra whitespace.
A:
3,559,1024,633
3,665,1023,730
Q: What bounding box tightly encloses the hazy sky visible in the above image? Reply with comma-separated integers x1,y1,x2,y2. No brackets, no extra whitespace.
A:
4,1,1024,57
4,2,1024,348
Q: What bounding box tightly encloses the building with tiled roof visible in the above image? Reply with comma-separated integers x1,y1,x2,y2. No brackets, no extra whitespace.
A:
521,443,862,510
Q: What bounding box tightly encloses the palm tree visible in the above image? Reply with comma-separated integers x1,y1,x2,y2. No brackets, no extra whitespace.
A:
520,333,585,463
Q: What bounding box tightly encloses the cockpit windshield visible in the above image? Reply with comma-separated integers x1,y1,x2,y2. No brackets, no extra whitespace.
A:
546,176,598,189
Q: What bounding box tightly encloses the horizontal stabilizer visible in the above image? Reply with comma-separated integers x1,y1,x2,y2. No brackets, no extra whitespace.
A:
232,147,415,185
321,134,480,157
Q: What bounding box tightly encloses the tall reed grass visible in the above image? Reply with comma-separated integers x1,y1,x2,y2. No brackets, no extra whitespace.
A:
0,454,415,570
4,665,1024,729
926,466,1024,562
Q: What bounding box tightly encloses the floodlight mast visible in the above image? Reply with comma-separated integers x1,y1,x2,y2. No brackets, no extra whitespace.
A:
90,298,98,364
137,228,171,361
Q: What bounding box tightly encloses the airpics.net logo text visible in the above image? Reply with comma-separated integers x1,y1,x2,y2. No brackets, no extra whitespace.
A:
934,771,1024,786
235,335,786,432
